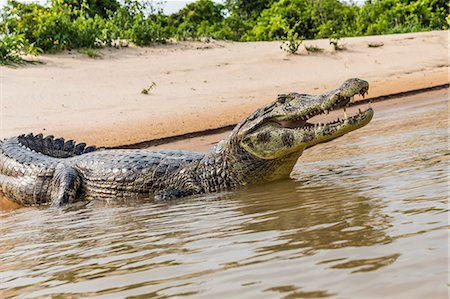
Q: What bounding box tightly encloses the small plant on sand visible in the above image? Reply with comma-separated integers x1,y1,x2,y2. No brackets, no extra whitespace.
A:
79,47,102,58
329,37,345,51
0,33,41,66
141,81,157,94
280,29,303,55
304,44,323,53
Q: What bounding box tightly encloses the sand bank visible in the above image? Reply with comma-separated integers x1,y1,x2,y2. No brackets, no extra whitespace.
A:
1,30,448,147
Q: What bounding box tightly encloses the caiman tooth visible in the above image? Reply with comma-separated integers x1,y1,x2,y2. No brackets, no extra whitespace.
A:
74,143,86,155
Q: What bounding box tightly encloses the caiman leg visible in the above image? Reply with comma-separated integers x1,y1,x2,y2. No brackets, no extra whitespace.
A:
49,164,81,207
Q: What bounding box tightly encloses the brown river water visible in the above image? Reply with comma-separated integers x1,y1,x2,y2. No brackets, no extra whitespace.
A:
0,89,448,298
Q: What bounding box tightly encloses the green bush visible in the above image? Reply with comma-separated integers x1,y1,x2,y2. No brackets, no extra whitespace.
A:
209,13,253,41
169,0,225,39
244,0,315,41
311,0,359,38
244,0,447,41
280,29,303,54
225,0,276,20
129,13,169,46
0,0,447,59
1,0,113,52
62,0,120,18
0,33,41,65
355,0,449,35
244,0,359,41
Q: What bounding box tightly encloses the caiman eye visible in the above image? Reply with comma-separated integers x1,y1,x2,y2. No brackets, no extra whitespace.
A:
277,95,287,104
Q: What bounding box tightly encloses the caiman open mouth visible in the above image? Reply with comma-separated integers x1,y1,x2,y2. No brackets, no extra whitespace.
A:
272,87,370,131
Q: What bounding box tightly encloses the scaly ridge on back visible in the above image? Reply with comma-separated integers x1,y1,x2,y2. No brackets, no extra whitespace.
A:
16,133,98,158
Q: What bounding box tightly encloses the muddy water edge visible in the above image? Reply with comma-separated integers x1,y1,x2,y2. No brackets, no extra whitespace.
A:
0,89,448,298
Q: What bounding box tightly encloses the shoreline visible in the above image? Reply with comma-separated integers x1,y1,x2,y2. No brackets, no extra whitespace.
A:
1,30,448,147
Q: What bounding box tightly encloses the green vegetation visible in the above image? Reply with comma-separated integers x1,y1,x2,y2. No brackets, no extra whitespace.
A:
0,0,448,65
0,33,41,65
329,37,346,51
280,29,303,54
305,44,324,53
78,47,102,58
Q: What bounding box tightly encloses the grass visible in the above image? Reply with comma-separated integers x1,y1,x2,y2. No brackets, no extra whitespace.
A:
78,48,103,59
304,44,324,53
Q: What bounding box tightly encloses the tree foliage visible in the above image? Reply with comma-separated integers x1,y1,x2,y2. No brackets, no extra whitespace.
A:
168,0,225,39
225,0,276,20
0,0,448,64
356,0,449,35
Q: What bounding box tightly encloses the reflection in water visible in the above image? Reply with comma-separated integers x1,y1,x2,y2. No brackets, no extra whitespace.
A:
0,90,448,299
233,180,393,253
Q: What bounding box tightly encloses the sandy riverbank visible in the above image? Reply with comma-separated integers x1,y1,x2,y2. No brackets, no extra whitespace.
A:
1,30,448,147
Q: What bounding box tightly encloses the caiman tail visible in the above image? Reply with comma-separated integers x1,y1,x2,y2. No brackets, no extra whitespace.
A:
0,133,98,206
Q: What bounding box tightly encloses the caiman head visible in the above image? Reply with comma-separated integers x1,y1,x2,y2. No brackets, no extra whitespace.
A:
223,78,373,181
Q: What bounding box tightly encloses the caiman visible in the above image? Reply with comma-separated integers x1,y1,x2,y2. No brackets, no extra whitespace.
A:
0,78,372,207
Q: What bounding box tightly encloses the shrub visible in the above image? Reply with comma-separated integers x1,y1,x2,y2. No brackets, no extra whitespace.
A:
355,0,449,35
129,13,169,46
0,0,447,59
169,0,225,39
329,36,345,51
280,29,303,54
305,44,324,53
62,0,120,18
244,0,316,41
0,33,41,65
244,0,360,41
1,0,112,52
225,0,276,20
2,1,73,52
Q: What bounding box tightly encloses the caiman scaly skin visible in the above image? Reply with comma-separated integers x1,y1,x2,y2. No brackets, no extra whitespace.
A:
0,78,373,206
